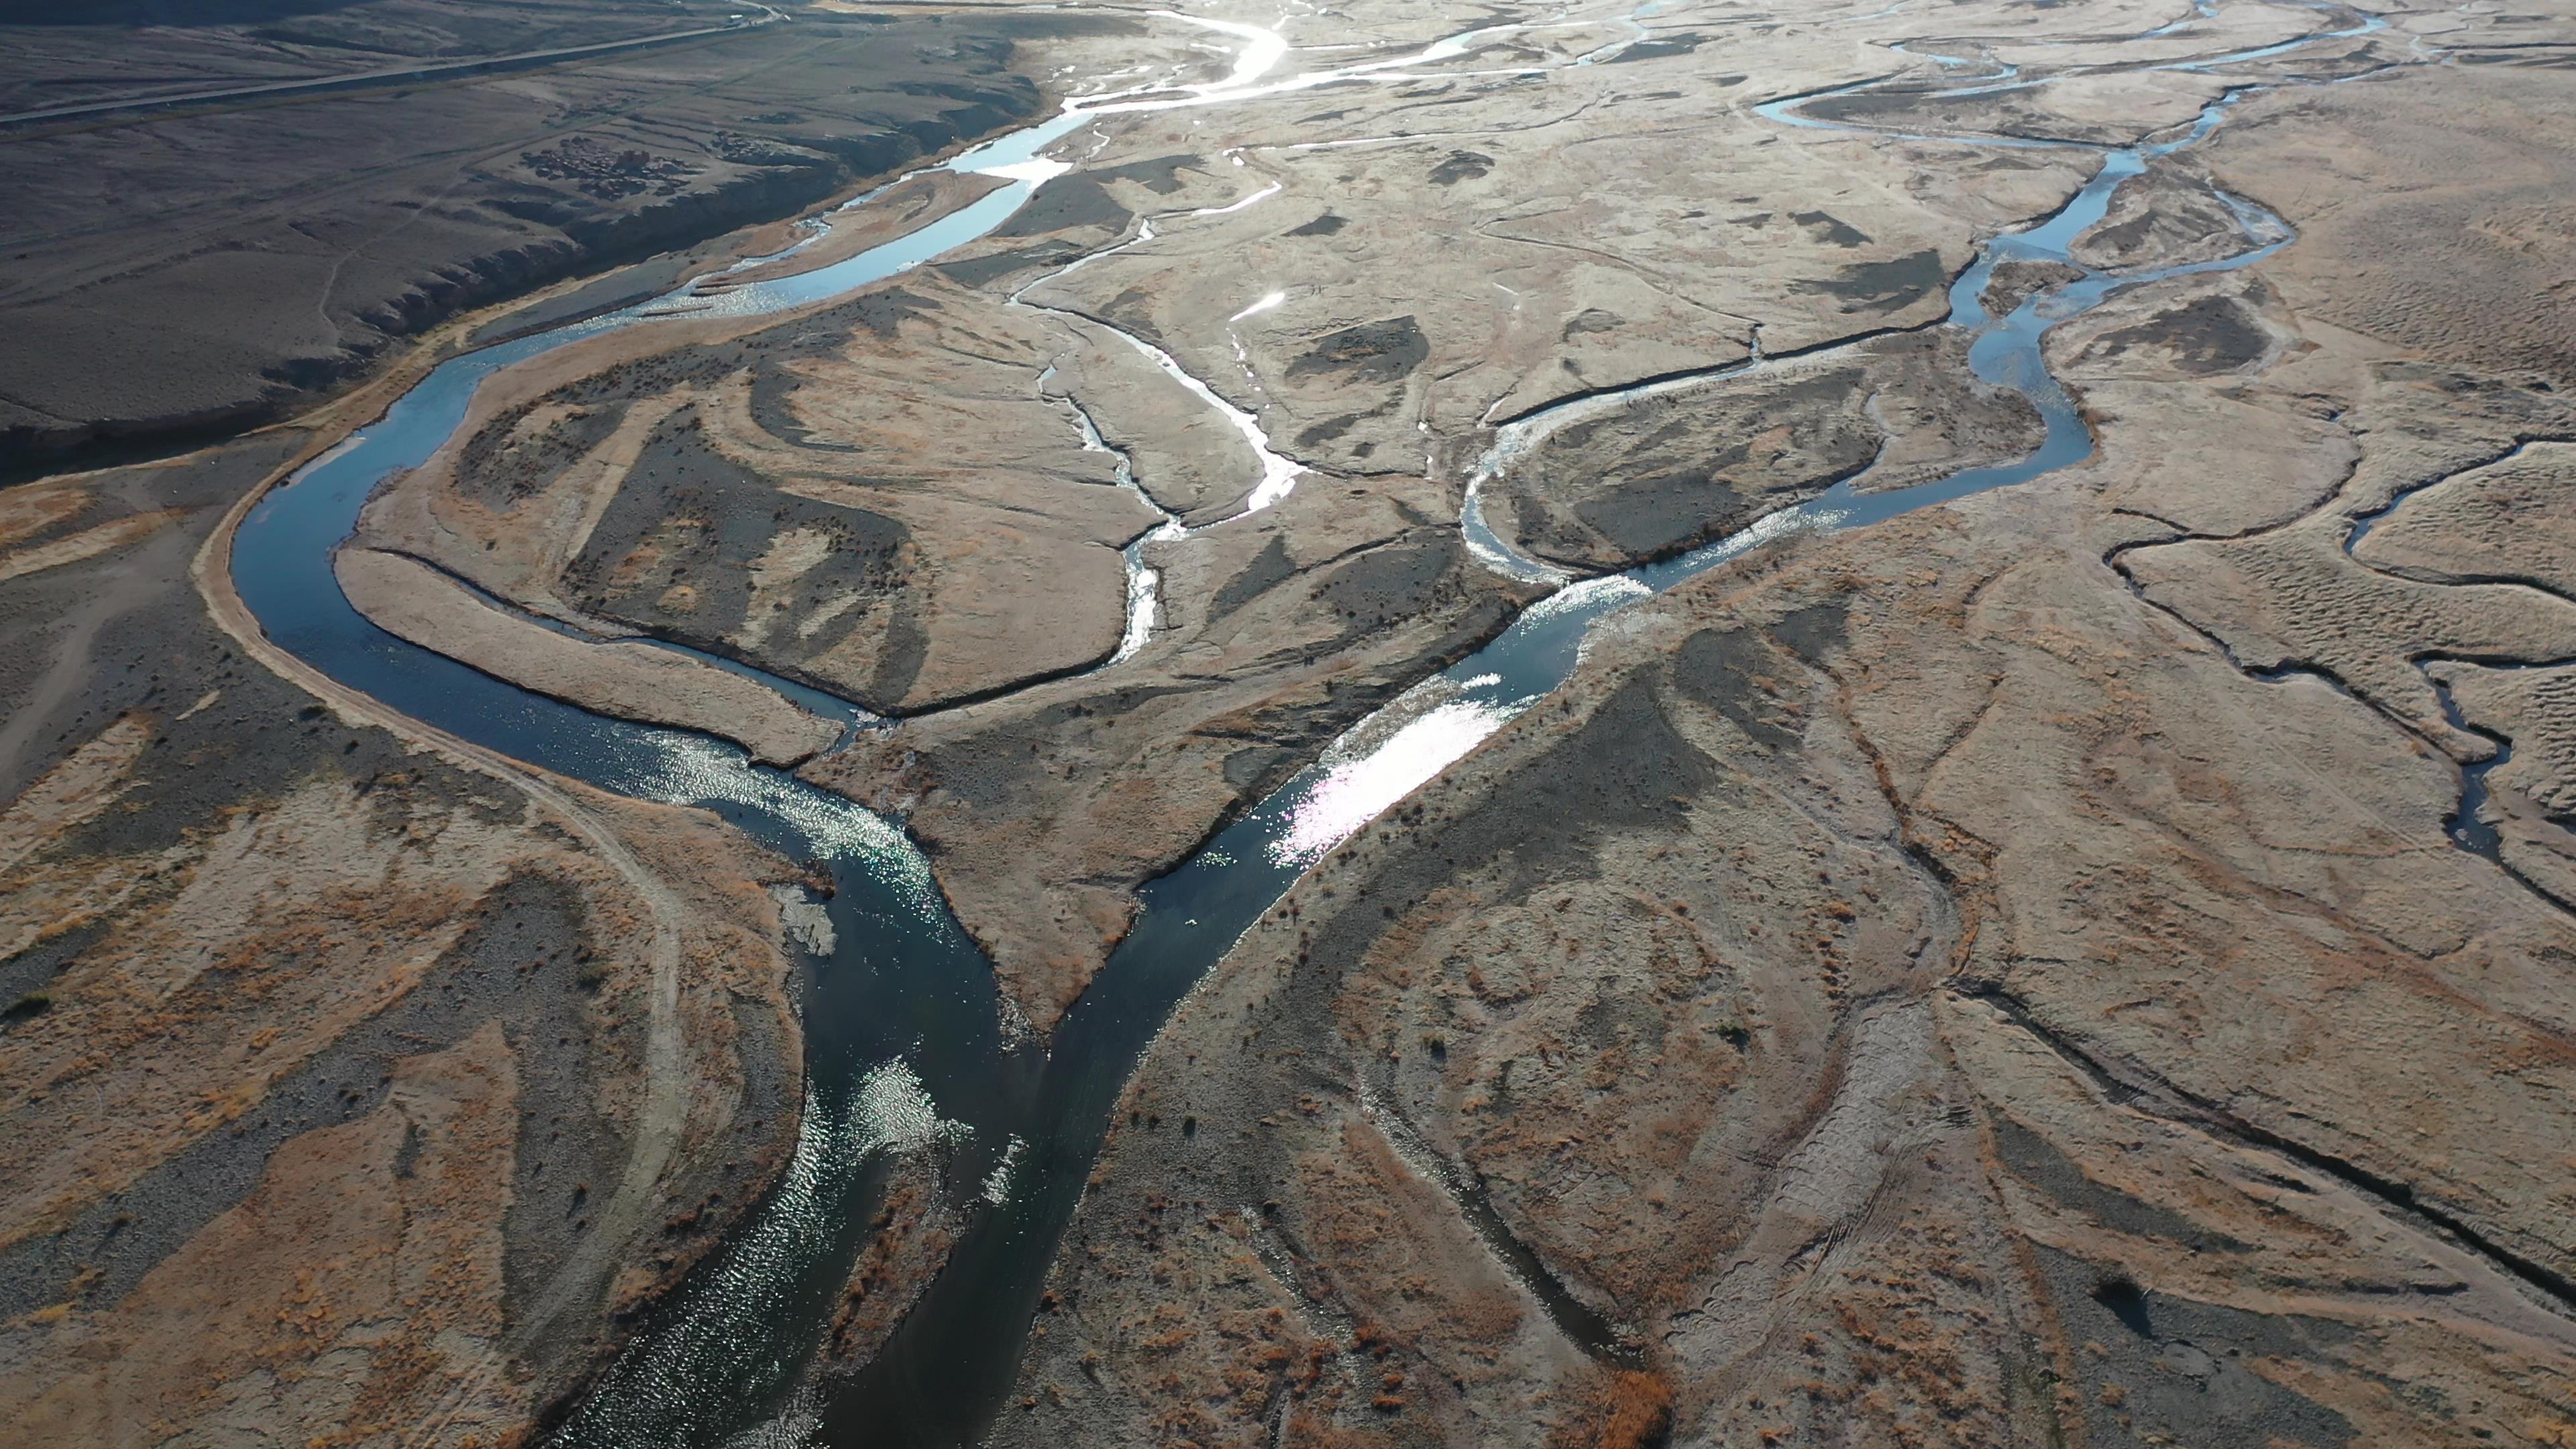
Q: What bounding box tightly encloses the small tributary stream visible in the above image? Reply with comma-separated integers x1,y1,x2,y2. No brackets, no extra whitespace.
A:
223,3,2383,1443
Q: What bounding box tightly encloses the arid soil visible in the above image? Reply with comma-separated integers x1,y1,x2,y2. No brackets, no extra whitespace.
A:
364,0,2110,1028
9,0,2576,1444
0,4,1142,1434
1488,330,2047,572
977,6,2576,1449
0,435,813,1443
0,0,1128,470
0,0,708,115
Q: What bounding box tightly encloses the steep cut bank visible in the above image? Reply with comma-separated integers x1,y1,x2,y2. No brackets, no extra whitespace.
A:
0,1,1134,473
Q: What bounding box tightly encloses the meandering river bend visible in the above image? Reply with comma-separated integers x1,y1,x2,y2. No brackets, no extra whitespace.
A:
222,3,2382,1442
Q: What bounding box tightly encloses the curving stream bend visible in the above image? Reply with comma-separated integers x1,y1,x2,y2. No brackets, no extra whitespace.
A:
221,2,2396,1443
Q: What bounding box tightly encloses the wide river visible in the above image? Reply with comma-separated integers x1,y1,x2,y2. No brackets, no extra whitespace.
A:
223,3,2377,1442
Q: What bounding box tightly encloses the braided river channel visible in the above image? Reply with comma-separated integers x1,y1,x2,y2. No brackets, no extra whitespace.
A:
221,2,2380,1442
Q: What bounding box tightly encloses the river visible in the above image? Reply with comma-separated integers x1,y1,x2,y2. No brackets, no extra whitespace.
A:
221,2,2382,1443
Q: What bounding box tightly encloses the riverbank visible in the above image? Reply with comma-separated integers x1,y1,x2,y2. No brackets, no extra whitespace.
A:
0,427,816,1445
0,7,1176,1446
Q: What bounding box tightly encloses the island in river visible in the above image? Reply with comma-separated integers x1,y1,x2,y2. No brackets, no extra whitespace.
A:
4,0,2576,1446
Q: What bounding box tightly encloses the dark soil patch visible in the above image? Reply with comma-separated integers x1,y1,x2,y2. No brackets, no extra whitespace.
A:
1289,317,1428,385
1796,248,1947,313
2095,294,2270,374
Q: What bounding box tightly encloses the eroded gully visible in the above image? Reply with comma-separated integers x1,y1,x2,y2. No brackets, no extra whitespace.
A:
219,1,2402,1444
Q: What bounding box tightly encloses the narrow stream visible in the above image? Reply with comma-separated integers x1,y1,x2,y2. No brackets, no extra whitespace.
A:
220,2,2392,1444
2339,440,2553,867
2431,680,2511,860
